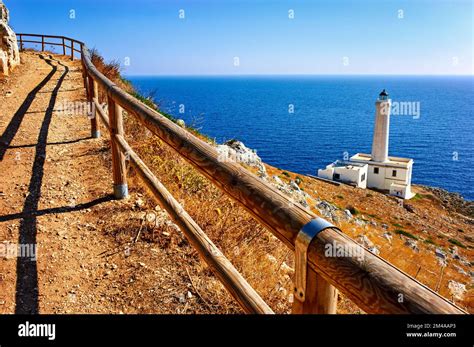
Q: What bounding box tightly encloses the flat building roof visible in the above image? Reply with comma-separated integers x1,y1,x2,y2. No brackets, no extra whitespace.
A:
350,153,413,168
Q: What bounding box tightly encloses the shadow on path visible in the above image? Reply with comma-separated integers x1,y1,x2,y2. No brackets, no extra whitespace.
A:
14,55,69,314
0,57,58,161
0,195,113,223
6,136,92,149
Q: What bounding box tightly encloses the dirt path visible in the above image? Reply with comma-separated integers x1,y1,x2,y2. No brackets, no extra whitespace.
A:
0,51,113,313
0,52,231,314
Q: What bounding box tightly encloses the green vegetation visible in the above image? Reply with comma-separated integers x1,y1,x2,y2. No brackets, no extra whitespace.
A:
424,238,436,246
295,176,303,185
129,91,170,115
346,205,359,215
411,193,425,201
394,229,418,240
448,238,467,249
392,222,403,228
281,171,290,177
367,213,380,220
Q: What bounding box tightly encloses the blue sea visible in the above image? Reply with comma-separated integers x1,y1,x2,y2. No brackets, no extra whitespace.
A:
128,76,474,200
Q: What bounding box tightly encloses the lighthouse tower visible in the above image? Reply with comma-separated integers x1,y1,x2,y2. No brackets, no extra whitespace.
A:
371,89,391,162
318,89,414,199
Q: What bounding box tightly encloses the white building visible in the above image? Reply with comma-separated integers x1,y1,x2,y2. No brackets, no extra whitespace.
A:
318,160,368,189
318,90,415,199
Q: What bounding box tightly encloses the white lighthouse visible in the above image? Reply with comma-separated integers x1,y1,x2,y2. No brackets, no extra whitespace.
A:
371,89,390,162
318,90,415,199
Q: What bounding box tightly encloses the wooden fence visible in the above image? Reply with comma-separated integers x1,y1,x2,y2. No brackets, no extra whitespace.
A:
17,33,467,315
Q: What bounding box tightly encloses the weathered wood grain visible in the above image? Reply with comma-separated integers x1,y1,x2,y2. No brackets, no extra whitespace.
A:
293,267,338,314
107,96,128,199
87,76,99,138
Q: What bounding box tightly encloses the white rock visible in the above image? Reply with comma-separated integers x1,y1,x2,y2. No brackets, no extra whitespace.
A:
0,2,20,76
265,254,277,264
280,262,294,275
357,235,374,248
289,180,300,191
216,140,268,179
273,175,283,185
368,246,380,255
448,281,466,300
404,239,419,252
382,232,393,244
316,201,338,221
437,257,447,267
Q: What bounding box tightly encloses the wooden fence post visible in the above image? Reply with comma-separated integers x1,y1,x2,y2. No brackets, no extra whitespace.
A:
71,40,74,61
82,61,88,92
62,37,66,56
88,76,100,138
292,220,338,314
19,34,23,51
41,35,45,52
292,267,338,314
107,96,128,199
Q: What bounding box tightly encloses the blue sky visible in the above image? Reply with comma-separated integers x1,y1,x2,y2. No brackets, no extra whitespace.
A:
7,0,473,75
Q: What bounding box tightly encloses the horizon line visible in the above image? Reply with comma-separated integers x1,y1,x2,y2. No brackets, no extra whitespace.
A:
123,73,474,78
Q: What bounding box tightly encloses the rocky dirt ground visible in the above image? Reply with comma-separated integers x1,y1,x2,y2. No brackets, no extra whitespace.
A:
0,51,472,315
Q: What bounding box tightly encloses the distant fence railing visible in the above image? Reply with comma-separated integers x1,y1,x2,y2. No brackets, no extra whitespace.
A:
18,34,83,60
17,33,467,315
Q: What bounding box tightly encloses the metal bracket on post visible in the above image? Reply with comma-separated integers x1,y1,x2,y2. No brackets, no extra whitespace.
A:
294,217,339,303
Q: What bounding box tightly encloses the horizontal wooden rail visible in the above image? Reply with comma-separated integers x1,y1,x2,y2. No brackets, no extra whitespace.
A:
20,40,63,46
17,33,84,45
17,34,83,60
114,134,273,314
16,33,467,314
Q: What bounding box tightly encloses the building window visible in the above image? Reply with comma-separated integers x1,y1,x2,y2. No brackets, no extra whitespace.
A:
334,173,341,180
373,167,379,174
361,173,366,182
392,170,397,177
